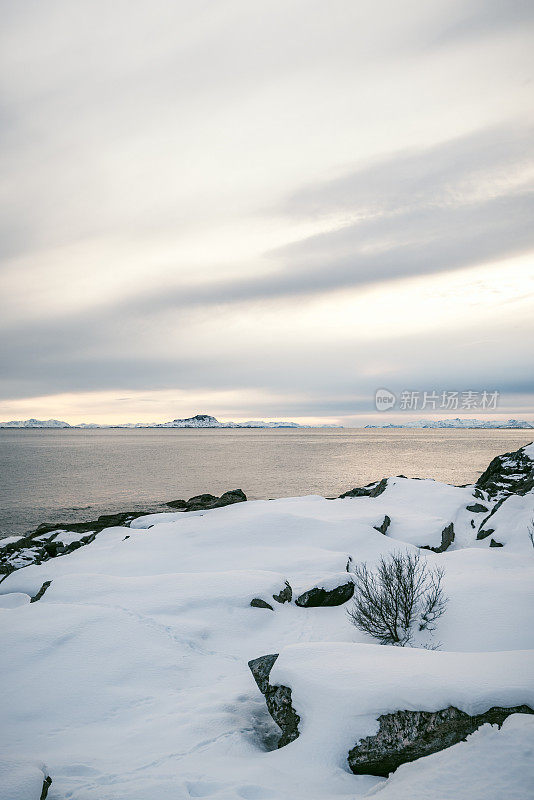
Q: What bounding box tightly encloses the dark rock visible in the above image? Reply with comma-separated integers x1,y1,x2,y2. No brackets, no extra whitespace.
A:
183,493,220,510
166,498,188,509
466,503,488,513
43,542,59,557
373,515,391,535
490,538,504,547
273,581,292,604
476,528,494,540
339,478,388,499
476,445,534,499
421,523,455,553
295,580,354,607
166,489,247,512
30,580,52,603
250,598,274,610
248,654,300,747
347,704,534,777
40,775,52,800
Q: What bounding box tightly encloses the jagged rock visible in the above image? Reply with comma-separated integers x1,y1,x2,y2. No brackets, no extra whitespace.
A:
347,704,534,776
476,445,534,499
421,522,455,553
167,489,247,512
248,654,300,747
466,503,488,513
249,654,279,694
295,580,354,607
490,538,504,547
477,528,494,540
373,515,391,535
250,598,274,610
339,478,388,499
30,581,52,603
272,581,292,604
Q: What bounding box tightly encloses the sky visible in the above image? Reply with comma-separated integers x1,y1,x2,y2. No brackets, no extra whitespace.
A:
0,0,533,426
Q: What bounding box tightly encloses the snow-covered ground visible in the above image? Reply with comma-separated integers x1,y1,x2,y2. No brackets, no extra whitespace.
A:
0,444,533,799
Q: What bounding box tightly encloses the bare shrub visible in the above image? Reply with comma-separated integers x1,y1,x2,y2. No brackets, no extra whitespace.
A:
347,551,447,646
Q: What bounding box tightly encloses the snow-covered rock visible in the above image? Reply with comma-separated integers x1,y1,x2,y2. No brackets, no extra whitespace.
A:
366,713,534,800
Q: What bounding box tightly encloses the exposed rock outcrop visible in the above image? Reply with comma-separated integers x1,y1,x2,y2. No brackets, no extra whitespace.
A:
466,503,488,513
421,522,455,553
347,704,534,776
250,598,274,610
167,489,247,511
373,515,391,535
339,478,388,499
476,444,534,499
272,581,292,604
248,654,300,747
295,580,354,607
30,581,52,603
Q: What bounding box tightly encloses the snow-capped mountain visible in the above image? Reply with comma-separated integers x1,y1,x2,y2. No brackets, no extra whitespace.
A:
158,415,317,428
0,418,72,428
0,414,335,429
366,418,533,429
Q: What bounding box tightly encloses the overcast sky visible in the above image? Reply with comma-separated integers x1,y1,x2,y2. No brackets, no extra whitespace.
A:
1,0,533,425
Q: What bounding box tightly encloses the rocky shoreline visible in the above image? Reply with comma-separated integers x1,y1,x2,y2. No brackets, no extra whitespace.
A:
0,489,247,580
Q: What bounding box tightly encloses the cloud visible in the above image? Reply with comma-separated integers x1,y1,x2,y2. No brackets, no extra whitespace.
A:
0,2,533,419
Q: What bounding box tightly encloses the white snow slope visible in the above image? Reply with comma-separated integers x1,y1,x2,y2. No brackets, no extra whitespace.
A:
0,446,533,800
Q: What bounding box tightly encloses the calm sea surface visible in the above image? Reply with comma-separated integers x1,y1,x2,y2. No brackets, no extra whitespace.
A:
0,428,532,539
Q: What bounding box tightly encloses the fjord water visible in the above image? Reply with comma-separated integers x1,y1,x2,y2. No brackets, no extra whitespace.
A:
0,428,532,539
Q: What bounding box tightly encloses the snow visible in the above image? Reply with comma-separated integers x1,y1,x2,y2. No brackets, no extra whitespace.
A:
0,758,50,800
0,591,30,609
0,447,532,799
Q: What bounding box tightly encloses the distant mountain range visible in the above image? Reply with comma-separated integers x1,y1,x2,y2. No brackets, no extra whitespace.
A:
0,414,340,429
365,418,533,429
1,414,532,429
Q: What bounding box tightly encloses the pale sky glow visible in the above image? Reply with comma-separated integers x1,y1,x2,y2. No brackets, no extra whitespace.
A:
1,1,533,424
